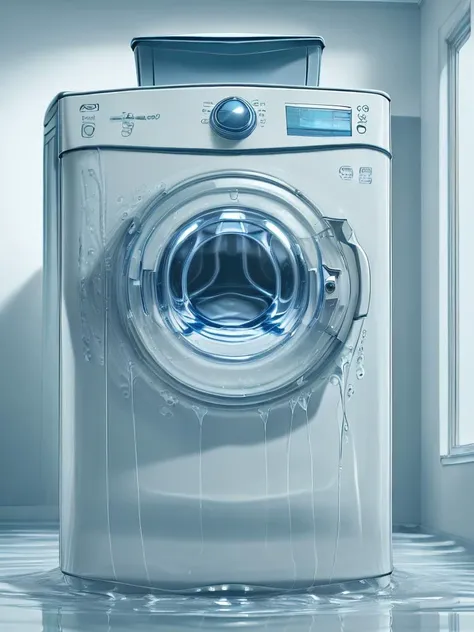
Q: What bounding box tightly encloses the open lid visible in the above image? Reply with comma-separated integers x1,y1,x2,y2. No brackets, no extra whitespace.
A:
131,35,325,88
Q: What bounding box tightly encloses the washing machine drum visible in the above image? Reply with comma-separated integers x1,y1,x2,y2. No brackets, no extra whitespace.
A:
119,171,370,405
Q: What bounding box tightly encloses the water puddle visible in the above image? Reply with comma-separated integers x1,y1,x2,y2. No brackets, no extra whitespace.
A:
0,526,474,630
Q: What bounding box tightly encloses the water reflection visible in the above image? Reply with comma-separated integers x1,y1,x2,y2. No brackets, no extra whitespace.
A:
0,525,474,631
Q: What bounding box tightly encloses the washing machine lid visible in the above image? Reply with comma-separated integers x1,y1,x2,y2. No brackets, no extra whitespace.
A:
117,170,370,406
131,35,325,88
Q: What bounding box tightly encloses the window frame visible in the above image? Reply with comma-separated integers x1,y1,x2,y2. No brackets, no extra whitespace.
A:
440,2,472,465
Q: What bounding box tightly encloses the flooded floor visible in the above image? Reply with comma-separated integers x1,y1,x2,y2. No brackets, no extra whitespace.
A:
1,524,474,631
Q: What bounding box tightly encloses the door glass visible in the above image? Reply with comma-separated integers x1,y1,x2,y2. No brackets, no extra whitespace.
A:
158,209,313,356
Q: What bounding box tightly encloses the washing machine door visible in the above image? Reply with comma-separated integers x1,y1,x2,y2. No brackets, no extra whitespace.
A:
118,171,370,405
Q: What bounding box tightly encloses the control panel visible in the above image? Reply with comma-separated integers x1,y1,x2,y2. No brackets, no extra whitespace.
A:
55,85,390,155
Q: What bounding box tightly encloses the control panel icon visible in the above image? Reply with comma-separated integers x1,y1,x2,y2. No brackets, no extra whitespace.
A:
81,123,96,138
80,103,99,112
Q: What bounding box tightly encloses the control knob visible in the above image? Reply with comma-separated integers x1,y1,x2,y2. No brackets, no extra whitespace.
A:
210,97,257,140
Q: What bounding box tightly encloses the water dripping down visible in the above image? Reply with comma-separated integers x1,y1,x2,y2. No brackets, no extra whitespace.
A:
329,360,350,584
257,407,270,548
287,398,298,586
298,392,318,585
129,363,151,586
191,404,208,555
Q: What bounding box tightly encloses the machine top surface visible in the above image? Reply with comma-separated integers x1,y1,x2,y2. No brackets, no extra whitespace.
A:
130,35,326,48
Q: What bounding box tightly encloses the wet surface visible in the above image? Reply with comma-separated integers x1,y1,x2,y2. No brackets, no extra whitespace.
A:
1,525,474,630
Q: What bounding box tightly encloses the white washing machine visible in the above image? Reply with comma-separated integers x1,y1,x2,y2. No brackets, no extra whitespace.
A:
43,84,392,593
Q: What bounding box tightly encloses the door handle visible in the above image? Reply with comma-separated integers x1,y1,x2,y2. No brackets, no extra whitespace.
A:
325,218,371,320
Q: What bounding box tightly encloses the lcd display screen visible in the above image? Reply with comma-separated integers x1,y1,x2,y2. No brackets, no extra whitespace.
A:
286,105,352,137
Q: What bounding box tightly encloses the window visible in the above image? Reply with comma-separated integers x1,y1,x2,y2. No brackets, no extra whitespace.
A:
455,27,474,446
442,6,473,462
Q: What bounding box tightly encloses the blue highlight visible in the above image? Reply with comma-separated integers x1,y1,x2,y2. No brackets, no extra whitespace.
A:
286,105,352,137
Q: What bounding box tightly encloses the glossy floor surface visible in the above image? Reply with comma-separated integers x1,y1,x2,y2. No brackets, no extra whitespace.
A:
0,525,474,631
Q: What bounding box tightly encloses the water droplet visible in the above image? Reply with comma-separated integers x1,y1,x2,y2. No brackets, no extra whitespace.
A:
298,393,310,412
87,248,94,256
258,408,269,425
362,329,367,339
341,357,351,369
98,356,105,366
160,390,178,406
160,406,173,417
120,385,130,398
128,221,137,235
191,404,208,426
357,354,364,364
347,385,355,398
117,196,124,203
121,212,128,220
343,420,349,432
230,190,238,200
88,169,95,176
297,376,305,386
330,376,339,386
356,367,365,380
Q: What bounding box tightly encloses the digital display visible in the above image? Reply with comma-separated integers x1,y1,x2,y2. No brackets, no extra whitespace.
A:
286,105,352,137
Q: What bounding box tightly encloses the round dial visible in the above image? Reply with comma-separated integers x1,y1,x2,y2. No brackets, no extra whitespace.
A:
210,97,257,140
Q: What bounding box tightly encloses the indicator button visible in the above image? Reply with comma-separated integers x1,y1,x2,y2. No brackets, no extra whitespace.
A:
357,124,367,135
81,123,96,138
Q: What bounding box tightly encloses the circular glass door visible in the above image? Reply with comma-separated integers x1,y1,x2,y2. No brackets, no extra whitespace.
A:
118,171,367,405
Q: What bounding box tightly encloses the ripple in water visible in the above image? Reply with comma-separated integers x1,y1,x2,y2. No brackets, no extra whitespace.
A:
1,526,474,631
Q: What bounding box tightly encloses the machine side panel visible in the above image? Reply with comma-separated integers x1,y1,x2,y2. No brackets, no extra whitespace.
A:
42,125,60,512
59,150,115,579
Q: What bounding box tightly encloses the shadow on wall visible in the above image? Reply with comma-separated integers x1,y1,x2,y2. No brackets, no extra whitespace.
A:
0,270,44,507
391,116,422,527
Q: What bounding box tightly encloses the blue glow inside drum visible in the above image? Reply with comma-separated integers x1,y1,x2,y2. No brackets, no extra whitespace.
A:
157,209,312,360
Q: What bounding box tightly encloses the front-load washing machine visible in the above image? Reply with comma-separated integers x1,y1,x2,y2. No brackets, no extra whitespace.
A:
43,84,392,593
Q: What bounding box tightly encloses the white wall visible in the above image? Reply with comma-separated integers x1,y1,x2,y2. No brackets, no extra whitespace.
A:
420,0,474,540
0,0,421,521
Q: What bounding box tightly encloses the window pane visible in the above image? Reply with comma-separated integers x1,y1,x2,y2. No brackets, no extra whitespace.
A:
457,32,474,446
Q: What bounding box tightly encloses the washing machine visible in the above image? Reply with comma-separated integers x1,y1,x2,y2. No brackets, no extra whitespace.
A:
43,84,392,593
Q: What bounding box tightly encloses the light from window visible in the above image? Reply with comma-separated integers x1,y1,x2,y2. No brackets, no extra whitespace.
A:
453,29,474,447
